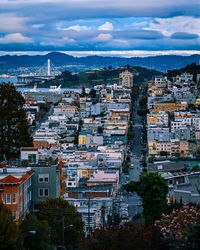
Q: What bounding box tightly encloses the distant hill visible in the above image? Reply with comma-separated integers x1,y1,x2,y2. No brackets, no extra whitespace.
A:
166,63,200,82
0,52,200,74
42,65,162,88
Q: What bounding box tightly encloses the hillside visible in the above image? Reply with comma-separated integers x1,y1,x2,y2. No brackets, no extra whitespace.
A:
0,52,200,74
41,66,162,88
166,63,200,82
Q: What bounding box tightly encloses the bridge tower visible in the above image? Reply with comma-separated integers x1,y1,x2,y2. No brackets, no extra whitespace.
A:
47,59,51,76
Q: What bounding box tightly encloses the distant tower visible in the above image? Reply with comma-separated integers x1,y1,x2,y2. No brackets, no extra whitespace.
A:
47,59,51,76
119,70,133,88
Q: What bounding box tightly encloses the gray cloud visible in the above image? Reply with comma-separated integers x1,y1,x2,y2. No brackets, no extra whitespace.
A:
171,32,199,39
113,30,164,40
1,1,200,22
0,0,200,51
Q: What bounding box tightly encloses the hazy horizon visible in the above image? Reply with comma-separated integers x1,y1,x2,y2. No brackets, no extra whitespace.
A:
0,50,200,58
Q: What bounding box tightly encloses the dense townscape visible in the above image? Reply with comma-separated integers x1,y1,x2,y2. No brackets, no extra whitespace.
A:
1,0,200,249
0,65,200,249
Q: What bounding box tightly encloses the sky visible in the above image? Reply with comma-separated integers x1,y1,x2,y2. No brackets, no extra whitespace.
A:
0,0,200,56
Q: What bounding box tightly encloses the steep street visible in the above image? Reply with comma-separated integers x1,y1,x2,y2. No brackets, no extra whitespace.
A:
120,90,144,221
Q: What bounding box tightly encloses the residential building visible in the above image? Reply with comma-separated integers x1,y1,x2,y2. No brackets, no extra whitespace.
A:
0,167,33,221
31,164,60,210
119,70,133,88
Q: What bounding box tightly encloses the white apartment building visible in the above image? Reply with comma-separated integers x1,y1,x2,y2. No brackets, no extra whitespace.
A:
119,70,133,88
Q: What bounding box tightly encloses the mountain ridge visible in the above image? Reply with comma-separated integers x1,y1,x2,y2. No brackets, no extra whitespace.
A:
0,52,200,74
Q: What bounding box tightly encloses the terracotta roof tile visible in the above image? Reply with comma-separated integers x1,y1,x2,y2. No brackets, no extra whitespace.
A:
0,175,20,184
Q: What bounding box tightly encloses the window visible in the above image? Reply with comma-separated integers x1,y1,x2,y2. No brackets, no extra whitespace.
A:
2,193,5,204
38,174,49,183
44,189,49,196
6,193,11,204
28,154,36,163
39,188,49,197
39,189,43,196
20,201,22,212
12,193,17,204
12,210,17,220
44,177,49,182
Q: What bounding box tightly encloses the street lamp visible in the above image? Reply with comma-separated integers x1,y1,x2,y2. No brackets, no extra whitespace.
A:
28,230,36,235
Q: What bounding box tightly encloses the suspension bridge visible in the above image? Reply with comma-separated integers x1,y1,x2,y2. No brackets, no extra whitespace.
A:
17,59,61,84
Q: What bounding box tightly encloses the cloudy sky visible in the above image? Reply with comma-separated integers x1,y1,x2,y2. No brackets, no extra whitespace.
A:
0,0,200,56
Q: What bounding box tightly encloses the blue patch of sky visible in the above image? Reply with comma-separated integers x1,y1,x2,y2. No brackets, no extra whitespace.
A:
58,17,152,31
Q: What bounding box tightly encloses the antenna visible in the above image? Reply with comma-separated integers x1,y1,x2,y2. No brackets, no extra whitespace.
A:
47,59,51,76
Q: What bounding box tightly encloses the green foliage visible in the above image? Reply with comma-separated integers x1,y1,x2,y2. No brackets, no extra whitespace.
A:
97,126,104,134
142,127,147,142
0,203,18,249
127,131,135,141
122,160,129,173
166,63,200,82
19,213,50,250
137,108,149,116
79,119,83,126
139,95,148,107
130,86,139,101
122,173,168,224
0,82,33,161
165,200,184,215
160,151,168,156
192,165,200,171
42,66,162,88
186,222,200,250
84,223,167,250
89,89,97,98
37,198,84,249
155,204,200,249
80,86,86,97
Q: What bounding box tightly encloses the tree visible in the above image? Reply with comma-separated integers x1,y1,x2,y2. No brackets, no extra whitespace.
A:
0,82,33,161
139,95,148,107
84,222,167,250
37,198,84,249
127,131,135,141
155,204,200,249
97,126,104,134
79,119,83,126
186,222,200,250
122,160,129,173
80,86,86,97
89,89,96,98
19,213,50,250
122,173,168,224
192,165,200,171
160,151,168,157
137,108,149,116
0,203,18,249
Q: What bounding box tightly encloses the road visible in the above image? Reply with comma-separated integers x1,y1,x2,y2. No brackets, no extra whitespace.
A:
32,104,54,135
129,92,143,180
120,92,144,221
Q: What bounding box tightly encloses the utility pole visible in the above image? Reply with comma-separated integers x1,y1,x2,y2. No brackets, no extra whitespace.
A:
88,197,90,234
101,205,105,229
62,216,65,248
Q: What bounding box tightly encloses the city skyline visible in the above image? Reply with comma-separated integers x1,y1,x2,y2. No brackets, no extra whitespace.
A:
0,0,200,54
